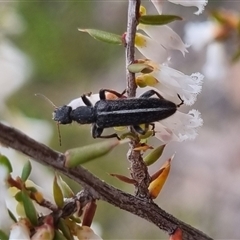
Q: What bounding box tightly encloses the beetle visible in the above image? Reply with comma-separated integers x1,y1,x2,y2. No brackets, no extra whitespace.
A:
53,89,184,139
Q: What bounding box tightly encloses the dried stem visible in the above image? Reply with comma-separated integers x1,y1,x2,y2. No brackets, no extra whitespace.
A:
125,0,151,198
0,120,213,240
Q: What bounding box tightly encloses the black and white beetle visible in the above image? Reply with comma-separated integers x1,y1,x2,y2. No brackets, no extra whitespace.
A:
53,89,184,139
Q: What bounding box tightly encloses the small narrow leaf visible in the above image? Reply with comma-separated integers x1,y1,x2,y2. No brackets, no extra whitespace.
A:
82,201,97,227
8,209,17,222
110,173,136,184
15,191,22,202
53,175,64,208
133,144,153,152
148,157,172,199
128,63,154,73
144,145,166,166
139,130,154,140
21,161,32,182
21,190,38,226
0,154,12,173
58,218,74,240
78,29,122,44
170,228,183,240
53,230,68,240
56,174,74,198
139,14,182,25
0,230,8,240
65,139,128,168
119,132,136,140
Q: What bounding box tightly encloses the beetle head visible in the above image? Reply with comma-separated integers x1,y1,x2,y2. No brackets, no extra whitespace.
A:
53,105,72,124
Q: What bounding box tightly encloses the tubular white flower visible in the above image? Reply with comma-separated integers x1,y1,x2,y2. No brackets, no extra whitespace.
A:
135,33,169,63
150,0,163,14
9,222,31,240
68,94,100,110
137,62,204,105
184,21,216,51
76,226,102,240
154,109,203,143
138,24,188,56
168,0,208,15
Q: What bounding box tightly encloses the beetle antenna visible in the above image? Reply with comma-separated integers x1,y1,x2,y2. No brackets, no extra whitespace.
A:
56,123,62,146
177,94,184,107
35,93,57,109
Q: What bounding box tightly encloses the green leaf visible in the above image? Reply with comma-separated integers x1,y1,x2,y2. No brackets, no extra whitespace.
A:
144,145,166,166
0,230,8,240
139,14,182,25
56,174,74,198
21,190,38,226
78,28,122,44
53,230,68,240
14,191,22,202
65,139,128,168
53,175,64,208
58,218,74,240
21,161,32,182
0,154,12,173
8,209,17,223
128,63,154,73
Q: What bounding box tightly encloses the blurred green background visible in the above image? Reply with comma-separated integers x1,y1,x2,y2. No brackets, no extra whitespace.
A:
1,1,240,239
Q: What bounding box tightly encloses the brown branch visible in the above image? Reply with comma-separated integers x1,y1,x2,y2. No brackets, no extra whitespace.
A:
125,0,151,198
0,122,213,240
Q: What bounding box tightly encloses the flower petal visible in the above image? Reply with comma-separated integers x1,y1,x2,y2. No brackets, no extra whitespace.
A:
150,0,163,14
138,24,188,55
168,0,208,15
68,94,100,110
145,63,204,105
135,33,169,63
154,110,203,143
9,221,30,240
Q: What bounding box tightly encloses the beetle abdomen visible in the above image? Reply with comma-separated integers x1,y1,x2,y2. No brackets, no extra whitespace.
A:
95,98,177,128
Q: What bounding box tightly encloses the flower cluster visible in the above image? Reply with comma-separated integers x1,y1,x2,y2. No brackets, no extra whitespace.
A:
133,2,206,143
0,157,102,240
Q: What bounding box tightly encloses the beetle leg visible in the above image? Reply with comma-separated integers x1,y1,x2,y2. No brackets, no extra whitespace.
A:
140,90,164,100
81,94,93,107
132,124,148,135
177,94,184,107
91,124,120,139
99,89,126,100
150,123,155,131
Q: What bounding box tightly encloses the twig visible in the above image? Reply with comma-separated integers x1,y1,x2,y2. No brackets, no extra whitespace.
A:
125,0,151,198
0,122,213,240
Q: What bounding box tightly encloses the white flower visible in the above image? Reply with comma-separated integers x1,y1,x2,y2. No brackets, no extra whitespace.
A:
68,91,126,109
184,21,216,51
135,33,169,63
9,221,31,240
168,0,208,15
76,226,102,240
136,61,204,105
150,0,163,14
150,0,208,15
68,94,100,110
154,109,203,143
138,24,188,56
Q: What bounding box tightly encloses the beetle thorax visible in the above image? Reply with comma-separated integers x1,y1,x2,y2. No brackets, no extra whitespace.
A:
70,106,95,124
